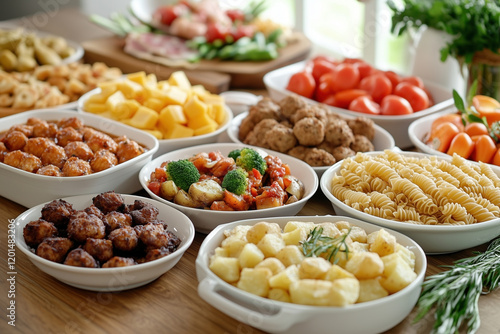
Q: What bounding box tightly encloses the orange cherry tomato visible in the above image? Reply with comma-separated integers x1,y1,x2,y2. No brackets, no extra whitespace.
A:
359,73,393,103
430,114,465,136
491,148,500,166
348,96,381,115
447,132,475,158
471,134,497,163
393,82,430,112
328,63,360,92
286,71,316,99
429,122,461,152
380,95,413,116
326,89,369,109
465,122,489,137
400,76,425,89
472,95,500,125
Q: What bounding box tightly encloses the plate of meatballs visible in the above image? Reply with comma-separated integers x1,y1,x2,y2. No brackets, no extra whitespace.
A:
15,191,195,291
227,95,395,176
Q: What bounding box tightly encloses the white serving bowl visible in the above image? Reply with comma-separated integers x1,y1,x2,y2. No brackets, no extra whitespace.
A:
0,109,158,208
320,151,500,254
227,112,395,178
139,143,318,233
220,91,261,115
15,194,195,291
195,215,426,334
77,88,233,157
263,61,455,149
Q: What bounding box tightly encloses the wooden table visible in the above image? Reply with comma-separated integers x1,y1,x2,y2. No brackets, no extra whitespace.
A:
1,8,500,334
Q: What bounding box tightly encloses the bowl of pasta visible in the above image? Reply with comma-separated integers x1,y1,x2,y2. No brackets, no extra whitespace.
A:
320,150,500,253
195,215,426,334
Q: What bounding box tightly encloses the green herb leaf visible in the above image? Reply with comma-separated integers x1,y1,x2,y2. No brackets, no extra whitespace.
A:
300,226,351,263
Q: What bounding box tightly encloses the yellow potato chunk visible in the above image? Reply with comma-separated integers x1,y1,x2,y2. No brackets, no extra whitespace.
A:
257,233,286,257
246,222,282,244
298,257,332,279
126,71,148,86
357,278,389,303
193,122,218,136
238,243,265,269
345,252,384,279
112,99,140,120
236,267,272,297
164,86,188,105
269,264,299,290
368,228,397,257
268,288,291,303
83,103,107,114
143,129,163,139
118,80,144,99
328,278,360,306
168,70,192,90
254,257,286,275
221,234,247,258
275,245,305,267
289,279,335,306
209,256,240,283
144,97,166,112
283,221,315,233
282,227,308,246
380,252,417,294
324,264,355,281
125,106,159,129
162,123,195,139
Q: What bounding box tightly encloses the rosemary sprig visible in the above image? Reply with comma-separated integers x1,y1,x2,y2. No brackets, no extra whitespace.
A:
300,226,351,263
414,237,500,334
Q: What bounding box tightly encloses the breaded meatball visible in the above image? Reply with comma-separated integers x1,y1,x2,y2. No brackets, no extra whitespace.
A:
248,97,281,124
108,226,138,252
115,138,144,163
41,199,75,227
32,120,58,138
89,149,117,172
64,248,98,268
325,119,354,147
304,148,336,167
24,137,55,157
136,222,171,250
67,212,106,243
79,126,98,141
278,94,307,119
56,127,83,147
92,191,125,214
41,144,67,169
293,117,325,146
287,145,308,161
3,130,28,151
23,219,58,247
36,165,62,177
264,125,297,153
103,211,132,233
83,238,113,263
26,117,44,126
4,150,42,172
331,146,356,161
36,237,73,263
62,157,92,176
84,204,104,220
8,124,33,137
243,118,280,148
102,256,136,268
86,133,118,153
238,115,256,141
350,134,374,152
64,141,94,161
143,247,171,262
128,201,159,225
58,117,84,129
347,117,375,141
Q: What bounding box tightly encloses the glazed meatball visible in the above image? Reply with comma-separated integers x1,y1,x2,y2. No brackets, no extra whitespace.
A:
304,148,336,167
62,157,92,176
26,117,44,126
67,212,106,243
64,141,94,161
287,145,308,161
278,94,308,119
0,142,6,162
56,127,83,147
115,138,144,163
108,226,138,252
79,126,98,142
324,119,354,147
23,219,58,247
36,237,73,263
128,201,159,225
84,204,104,220
32,120,58,138
89,149,117,172
4,150,42,172
136,223,172,250
347,117,375,141
143,247,171,262
63,248,98,268
351,134,374,152
24,137,55,158
41,144,67,169
293,117,325,146
86,133,118,153
102,256,136,268
83,238,113,263
3,130,28,151
331,146,356,161
264,125,297,153
36,165,62,177
92,191,125,214
58,117,84,129
8,124,33,137
41,199,75,227
103,211,132,233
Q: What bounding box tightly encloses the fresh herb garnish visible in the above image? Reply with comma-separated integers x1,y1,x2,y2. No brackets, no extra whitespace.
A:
414,237,500,334
301,226,351,263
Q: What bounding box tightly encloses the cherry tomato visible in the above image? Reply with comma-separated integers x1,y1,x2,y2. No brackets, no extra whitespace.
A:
326,89,368,109
225,9,246,22
359,74,392,103
311,55,339,65
430,113,465,136
348,96,380,115
429,122,461,152
311,59,336,83
230,24,255,41
447,132,475,158
205,22,230,43
314,80,332,102
353,61,373,79
286,71,316,99
465,122,489,137
384,71,401,91
156,4,189,26
472,95,500,125
400,76,425,89
328,63,360,92
491,148,500,166
380,95,413,116
393,82,430,112
147,181,161,196
471,134,497,163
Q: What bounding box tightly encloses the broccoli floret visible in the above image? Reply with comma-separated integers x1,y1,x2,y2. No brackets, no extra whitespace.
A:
236,147,267,175
222,168,248,195
228,149,242,161
166,159,200,192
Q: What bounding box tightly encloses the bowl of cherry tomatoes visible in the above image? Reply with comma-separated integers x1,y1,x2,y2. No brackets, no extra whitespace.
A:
264,59,454,149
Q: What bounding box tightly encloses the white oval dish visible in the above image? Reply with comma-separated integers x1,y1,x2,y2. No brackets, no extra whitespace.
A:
227,111,396,178
263,61,454,149
320,150,500,254
0,109,158,208
139,143,318,233
220,91,261,115
195,215,426,334
15,194,195,291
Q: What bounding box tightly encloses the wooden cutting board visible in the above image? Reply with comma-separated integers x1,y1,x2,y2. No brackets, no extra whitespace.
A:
82,32,312,92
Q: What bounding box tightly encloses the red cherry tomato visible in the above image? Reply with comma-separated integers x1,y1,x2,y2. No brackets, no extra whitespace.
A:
156,4,189,26
225,9,246,22
205,22,230,43
311,59,336,83
400,76,425,89
380,95,413,115
326,89,369,109
286,71,316,99
393,82,430,112
354,61,373,79
314,80,332,102
348,96,381,115
359,73,393,103
328,63,360,92
384,71,401,91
